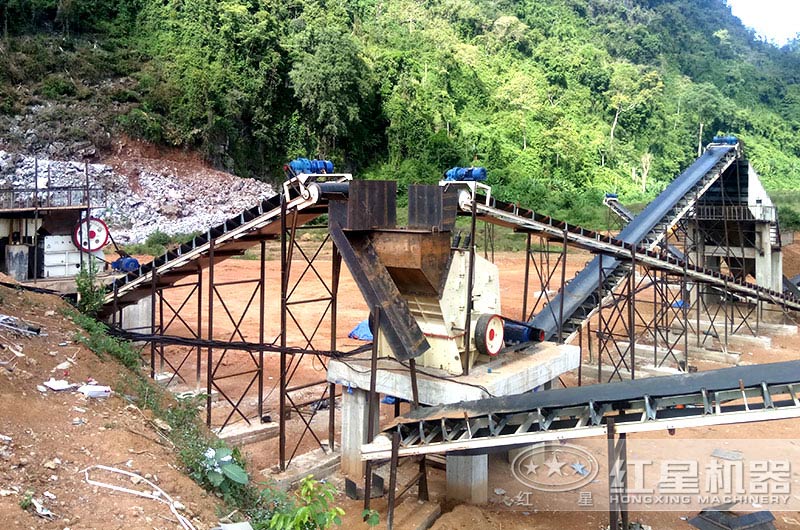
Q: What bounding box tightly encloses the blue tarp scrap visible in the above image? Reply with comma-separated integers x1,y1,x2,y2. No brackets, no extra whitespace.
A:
348,318,373,341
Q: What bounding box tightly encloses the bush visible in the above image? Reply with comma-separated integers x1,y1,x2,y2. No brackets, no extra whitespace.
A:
123,230,196,256
75,262,105,316
778,205,800,231
117,107,164,143
41,75,77,98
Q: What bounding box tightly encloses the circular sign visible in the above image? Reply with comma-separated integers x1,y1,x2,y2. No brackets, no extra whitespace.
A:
73,217,110,252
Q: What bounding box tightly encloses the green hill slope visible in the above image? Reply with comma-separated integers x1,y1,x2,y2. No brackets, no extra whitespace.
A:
1,0,799,227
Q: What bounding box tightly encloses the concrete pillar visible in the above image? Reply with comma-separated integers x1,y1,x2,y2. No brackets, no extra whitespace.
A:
446,454,488,504
772,250,783,291
755,223,772,290
340,388,379,478
120,296,152,331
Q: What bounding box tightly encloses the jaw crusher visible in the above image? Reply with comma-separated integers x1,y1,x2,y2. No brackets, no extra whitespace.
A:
328,181,508,375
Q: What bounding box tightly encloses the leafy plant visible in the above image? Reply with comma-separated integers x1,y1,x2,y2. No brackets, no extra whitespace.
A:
201,447,249,490
18,491,33,510
269,476,344,530
75,260,105,316
362,509,380,527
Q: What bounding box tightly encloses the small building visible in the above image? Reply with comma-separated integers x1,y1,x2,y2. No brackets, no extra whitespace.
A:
0,170,107,291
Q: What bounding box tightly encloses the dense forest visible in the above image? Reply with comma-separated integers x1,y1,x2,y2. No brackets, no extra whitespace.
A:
1,0,799,226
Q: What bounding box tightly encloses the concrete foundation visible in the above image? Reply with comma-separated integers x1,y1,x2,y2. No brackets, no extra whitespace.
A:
120,296,153,332
341,387,379,478
261,446,341,490
446,454,488,504
327,341,580,502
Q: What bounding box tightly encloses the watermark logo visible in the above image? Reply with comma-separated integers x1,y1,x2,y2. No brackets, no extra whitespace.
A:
511,443,599,492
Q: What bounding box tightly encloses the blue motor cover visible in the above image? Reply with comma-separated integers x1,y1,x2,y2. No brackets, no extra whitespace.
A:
712,135,738,145
112,256,140,273
288,158,334,175
444,166,488,181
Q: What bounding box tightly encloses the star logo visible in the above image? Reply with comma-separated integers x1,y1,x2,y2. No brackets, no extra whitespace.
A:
571,462,589,476
544,454,566,477
511,443,599,492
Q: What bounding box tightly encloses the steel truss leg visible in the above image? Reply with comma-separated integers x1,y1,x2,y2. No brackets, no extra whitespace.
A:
608,419,629,530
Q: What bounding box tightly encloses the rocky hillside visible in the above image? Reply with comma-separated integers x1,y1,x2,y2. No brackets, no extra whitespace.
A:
0,141,274,243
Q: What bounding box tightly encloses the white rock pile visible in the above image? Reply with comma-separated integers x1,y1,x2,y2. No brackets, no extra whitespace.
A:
0,151,275,243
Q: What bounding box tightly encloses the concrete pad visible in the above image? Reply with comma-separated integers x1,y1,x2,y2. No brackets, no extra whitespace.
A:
262,447,341,490
216,420,279,446
617,341,741,367
327,342,580,405
387,499,441,530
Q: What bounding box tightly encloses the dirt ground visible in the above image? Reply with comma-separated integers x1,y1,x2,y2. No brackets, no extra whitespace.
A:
0,283,223,529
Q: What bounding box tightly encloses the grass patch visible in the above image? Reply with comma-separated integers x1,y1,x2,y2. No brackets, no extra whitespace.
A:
123,230,198,256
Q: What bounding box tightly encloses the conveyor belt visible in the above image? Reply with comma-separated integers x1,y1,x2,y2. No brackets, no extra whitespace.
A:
444,178,800,323
602,194,685,260
362,360,800,460
103,174,351,308
525,145,738,341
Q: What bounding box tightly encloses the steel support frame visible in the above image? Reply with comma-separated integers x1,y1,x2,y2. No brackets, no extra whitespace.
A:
149,269,203,390
279,201,340,471
205,240,268,431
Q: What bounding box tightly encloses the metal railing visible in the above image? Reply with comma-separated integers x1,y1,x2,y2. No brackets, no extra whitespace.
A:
0,186,104,211
693,204,776,222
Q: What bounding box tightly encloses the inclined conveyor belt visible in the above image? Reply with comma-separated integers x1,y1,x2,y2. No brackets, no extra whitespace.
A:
526,145,737,341
445,155,800,332
362,360,800,460
603,195,685,261
103,175,351,308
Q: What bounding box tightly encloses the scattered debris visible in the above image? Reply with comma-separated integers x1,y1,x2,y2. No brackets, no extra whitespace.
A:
152,418,172,432
216,523,255,530
43,491,56,500
43,458,61,469
43,378,75,391
783,516,800,526
711,448,743,461
77,383,111,398
53,360,72,371
493,488,506,496
36,385,47,393
83,465,197,530
0,314,41,336
72,417,86,426
0,433,11,443
31,498,56,519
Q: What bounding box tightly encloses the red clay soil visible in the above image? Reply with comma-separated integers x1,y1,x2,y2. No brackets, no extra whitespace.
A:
0,284,222,529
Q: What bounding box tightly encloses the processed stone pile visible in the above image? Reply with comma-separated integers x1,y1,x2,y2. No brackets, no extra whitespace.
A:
0,150,275,243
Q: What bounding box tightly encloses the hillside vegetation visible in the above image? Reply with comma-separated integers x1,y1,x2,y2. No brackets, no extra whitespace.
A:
1,0,799,227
